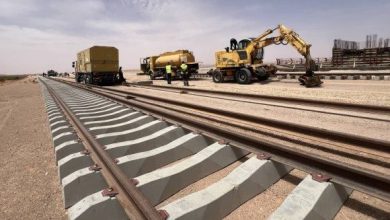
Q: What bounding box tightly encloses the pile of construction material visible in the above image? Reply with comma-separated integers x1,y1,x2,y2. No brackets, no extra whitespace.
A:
332,35,390,69
277,35,390,71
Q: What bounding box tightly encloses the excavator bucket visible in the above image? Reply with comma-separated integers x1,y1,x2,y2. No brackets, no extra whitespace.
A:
298,75,323,87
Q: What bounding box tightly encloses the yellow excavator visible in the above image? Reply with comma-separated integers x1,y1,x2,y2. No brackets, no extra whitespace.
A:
208,24,323,87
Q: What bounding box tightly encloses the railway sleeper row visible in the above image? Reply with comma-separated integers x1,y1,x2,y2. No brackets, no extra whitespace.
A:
40,83,129,219
40,77,355,220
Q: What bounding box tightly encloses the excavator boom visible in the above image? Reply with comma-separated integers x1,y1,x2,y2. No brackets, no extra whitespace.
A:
246,24,316,71
246,24,322,86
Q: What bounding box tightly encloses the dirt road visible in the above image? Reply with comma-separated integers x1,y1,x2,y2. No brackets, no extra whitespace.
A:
0,76,66,220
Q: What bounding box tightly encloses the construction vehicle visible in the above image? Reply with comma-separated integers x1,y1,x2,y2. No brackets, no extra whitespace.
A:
47,70,58,77
140,50,199,80
208,24,322,87
72,46,122,84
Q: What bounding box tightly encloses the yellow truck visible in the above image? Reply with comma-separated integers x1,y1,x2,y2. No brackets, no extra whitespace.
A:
72,46,122,84
140,50,199,80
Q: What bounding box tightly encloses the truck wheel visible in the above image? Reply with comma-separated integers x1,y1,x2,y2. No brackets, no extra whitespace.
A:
149,71,155,80
255,67,269,81
75,73,81,83
236,68,252,84
257,74,270,81
212,70,224,83
114,73,121,83
84,73,93,84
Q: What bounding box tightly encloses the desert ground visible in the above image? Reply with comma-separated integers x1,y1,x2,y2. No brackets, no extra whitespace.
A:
0,76,66,220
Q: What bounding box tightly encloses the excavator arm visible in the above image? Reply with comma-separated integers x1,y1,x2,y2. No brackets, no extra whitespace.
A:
245,24,322,86
247,24,316,72
277,24,317,74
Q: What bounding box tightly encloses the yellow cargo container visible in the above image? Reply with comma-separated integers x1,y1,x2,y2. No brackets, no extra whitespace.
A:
73,46,120,84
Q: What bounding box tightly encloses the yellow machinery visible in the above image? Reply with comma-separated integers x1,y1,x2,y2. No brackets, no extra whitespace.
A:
209,24,322,87
72,46,121,84
140,50,199,80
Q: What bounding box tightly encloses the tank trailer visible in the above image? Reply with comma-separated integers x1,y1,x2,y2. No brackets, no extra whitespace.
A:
140,50,199,80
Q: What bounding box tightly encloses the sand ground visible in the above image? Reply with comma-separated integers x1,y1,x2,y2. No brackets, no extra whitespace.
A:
0,76,66,220
123,71,390,106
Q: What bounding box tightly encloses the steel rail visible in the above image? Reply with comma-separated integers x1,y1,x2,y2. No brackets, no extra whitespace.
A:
62,82,390,169
68,82,390,202
276,72,390,76
41,79,162,220
124,83,390,114
87,84,390,154
133,98,390,168
190,72,390,79
122,84,390,123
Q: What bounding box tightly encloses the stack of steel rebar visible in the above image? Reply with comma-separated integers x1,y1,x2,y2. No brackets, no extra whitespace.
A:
334,39,359,50
365,34,390,49
384,38,390,48
332,35,390,68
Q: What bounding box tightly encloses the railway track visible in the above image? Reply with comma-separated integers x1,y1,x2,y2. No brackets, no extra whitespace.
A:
139,70,390,81
275,71,390,80
40,77,389,220
124,82,390,123
192,72,390,80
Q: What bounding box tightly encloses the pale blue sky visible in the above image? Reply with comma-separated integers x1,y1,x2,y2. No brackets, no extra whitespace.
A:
0,0,389,74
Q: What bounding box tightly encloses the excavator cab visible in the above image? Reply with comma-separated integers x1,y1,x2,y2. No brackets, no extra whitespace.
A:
238,39,264,63
238,39,251,50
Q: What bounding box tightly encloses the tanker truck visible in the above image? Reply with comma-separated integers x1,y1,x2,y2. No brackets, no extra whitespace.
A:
140,50,199,80
72,46,122,85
